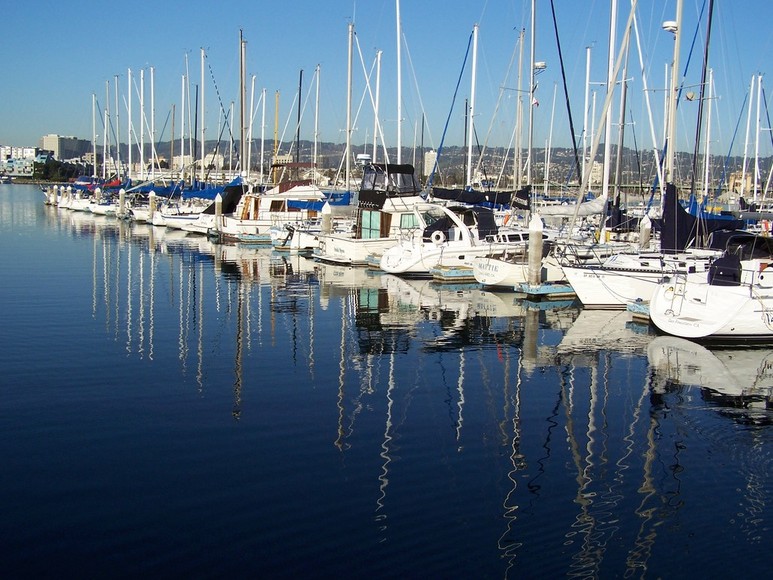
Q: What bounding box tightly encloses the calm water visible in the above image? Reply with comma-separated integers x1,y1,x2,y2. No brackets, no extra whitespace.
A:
1,183,771,578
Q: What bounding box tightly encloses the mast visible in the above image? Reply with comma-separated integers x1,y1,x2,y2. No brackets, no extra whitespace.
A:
582,46,591,185
127,68,132,181
103,81,109,180
689,0,715,197
186,53,193,176
114,75,121,180
602,0,618,201
180,74,186,179
200,47,206,183
373,50,382,163
150,66,155,181
396,0,402,164
702,68,714,197
261,87,266,184
296,69,303,167
613,40,630,202
466,24,478,187
544,83,557,196
240,30,247,174
91,93,97,179
247,74,256,180
741,75,755,199
664,0,683,185
273,90,279,184
754,75,762,202
346,22,353,191
514,28,524,188
314,65,320,184
140,68,144,181
527,0,536,186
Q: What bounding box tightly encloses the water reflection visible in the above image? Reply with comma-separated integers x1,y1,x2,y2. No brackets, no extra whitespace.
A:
41,199,772,577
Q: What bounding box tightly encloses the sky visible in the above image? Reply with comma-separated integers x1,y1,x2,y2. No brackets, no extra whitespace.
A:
1,0,771,160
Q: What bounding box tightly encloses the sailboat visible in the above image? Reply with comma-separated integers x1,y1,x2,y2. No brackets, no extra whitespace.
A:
649,230,773,340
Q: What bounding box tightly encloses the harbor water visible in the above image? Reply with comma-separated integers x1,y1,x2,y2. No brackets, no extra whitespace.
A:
1,183,770,578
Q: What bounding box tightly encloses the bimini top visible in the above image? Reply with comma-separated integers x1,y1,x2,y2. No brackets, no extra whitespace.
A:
357,163,422,210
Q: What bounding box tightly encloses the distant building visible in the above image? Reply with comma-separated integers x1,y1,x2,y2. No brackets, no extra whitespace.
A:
38,134,91,161
728,170,753,196
1,145,50,177
423,149,437,178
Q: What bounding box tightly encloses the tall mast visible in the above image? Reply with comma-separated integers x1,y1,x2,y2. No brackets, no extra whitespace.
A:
114,75,121,180
127,68,132,181
702,68,714,197
150,66,155,181
92,93,97,179
180,74,186,178
296,69,303,166
200,47,206,183
261,87,266,184
689,0,715,196
396,0,402,163
466,24,478,187
582,46,591,185
754,75,762,202
602,0,617,201
613,40,630,201
514,28,524,188
240,30,247,174
247,74,255,180
527,0,536,185
741,75,755,199
346,21,353,191
664,0,683,185
140,68,144,180
104,81,109,180
314,65,320,184
373,50,382,163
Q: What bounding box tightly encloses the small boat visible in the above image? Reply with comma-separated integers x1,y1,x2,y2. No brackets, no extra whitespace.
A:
379,204,549,277
314,162,424,266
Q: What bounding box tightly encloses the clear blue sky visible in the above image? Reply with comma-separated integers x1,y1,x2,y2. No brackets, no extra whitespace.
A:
1,0,770,158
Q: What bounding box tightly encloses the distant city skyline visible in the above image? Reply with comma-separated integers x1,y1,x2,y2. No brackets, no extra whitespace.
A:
2,1,772,160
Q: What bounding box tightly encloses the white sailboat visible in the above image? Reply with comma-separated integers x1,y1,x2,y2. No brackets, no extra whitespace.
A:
649,231,773,340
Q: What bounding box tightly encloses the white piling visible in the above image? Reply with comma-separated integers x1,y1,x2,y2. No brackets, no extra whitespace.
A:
527,212,544,286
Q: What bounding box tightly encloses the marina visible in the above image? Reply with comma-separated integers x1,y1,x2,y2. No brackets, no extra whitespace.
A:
1,182,770,577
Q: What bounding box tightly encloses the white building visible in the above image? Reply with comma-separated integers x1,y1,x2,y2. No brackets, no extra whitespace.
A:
39,134,90,161
423,149,437,178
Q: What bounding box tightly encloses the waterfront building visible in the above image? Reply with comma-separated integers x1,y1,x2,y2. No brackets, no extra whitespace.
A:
38,134,91,161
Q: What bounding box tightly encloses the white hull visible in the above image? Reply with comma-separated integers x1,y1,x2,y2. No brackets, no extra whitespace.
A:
381,241,508,275
649,260,773,339
473,254,565,287
315,234,398,266
561,251,717,309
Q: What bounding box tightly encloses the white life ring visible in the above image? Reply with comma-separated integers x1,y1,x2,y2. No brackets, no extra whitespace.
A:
431,230,446,245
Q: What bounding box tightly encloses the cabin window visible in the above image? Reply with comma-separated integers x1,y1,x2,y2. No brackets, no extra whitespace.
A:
362,210,381,239
400,213,419,230
269,200,285,212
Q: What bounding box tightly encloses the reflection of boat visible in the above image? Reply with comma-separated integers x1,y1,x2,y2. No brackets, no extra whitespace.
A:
647,336,773,410
556,309,655,358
